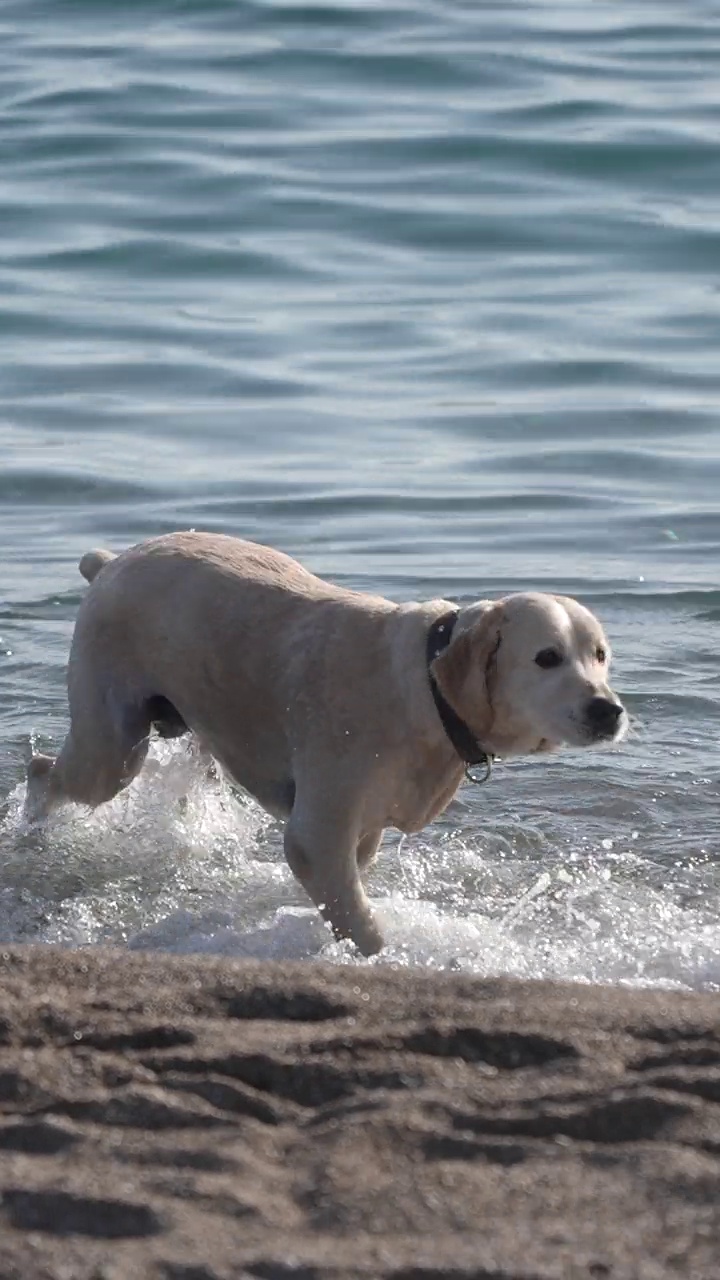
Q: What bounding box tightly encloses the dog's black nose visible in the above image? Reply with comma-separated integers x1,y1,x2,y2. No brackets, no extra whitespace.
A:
586,696,624,737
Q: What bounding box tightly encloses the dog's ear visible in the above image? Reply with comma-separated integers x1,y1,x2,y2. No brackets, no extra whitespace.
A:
431,603,504,737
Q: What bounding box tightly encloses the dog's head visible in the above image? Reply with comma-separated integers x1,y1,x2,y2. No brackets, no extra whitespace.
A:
431,592,625,756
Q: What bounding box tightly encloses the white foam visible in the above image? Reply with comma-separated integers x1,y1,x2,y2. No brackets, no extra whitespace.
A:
1,739,718,991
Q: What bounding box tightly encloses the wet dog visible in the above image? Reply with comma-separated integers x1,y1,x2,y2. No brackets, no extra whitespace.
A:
26,532,626,954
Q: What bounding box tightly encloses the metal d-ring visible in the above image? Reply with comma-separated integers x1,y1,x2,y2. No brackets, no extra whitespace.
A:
465,756,494,786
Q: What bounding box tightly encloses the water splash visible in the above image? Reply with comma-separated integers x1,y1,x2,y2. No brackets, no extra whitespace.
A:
0,739,718,991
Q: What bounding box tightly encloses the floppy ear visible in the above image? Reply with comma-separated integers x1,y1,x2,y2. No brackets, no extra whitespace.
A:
431,603,504,736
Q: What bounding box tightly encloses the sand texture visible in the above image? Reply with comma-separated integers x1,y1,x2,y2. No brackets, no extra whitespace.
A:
0,947,717,1279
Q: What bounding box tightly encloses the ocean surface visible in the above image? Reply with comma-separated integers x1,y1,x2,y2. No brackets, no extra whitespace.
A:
1,0,719,990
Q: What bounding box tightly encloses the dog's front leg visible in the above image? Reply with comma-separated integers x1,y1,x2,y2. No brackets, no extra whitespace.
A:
284,802,384,958
356,827,384,873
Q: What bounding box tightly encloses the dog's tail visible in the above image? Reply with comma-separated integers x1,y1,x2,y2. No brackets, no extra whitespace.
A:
78,548,116,583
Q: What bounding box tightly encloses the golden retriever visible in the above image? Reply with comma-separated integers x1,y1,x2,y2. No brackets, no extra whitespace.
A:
26,532,626,955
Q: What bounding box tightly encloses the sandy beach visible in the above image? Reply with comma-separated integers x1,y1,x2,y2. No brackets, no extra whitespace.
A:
0,947,716,1278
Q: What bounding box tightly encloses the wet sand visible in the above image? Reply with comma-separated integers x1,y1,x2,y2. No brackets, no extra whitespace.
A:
0,946,717,1279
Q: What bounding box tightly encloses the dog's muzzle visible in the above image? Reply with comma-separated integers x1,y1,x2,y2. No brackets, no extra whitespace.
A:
585,695,624,741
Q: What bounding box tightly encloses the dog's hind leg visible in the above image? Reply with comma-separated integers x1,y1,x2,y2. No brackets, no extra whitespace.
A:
25,675,151,821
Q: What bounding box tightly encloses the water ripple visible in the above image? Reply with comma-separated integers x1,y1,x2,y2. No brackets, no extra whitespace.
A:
1,0,719,984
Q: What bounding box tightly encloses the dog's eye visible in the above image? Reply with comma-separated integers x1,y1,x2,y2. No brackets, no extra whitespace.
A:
534,648,562,669
595,646,607,664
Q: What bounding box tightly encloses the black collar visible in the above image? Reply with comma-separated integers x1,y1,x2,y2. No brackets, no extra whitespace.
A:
426,610,493,778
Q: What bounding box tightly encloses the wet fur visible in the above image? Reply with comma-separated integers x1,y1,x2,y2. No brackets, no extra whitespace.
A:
26,532,625,955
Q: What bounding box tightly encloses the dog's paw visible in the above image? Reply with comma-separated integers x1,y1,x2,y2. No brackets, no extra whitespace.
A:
351,917,385,959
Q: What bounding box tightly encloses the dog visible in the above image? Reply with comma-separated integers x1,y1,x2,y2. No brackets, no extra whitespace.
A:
26,532,626,955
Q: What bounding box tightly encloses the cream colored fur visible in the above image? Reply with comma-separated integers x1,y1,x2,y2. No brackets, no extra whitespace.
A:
26,532,625,955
